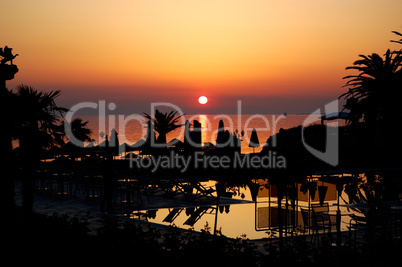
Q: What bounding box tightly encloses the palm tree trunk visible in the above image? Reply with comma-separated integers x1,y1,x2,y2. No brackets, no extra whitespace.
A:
20,129,40,221
276,182,286,253
0,85,16,227
277,192,284,252
157,133,167,147
0,134,16,224
22,161,35,220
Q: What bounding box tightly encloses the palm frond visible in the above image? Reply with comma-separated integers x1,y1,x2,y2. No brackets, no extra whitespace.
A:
142,109,184,143
14,85,69,150
341,42,402,124
392,31,402,37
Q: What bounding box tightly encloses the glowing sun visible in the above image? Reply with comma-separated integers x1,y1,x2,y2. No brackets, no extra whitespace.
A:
198,96,208,105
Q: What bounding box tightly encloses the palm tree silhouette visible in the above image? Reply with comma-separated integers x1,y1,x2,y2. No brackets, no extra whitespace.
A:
63,118,93,160
14,85,67,218
391,30,402,45
341,47,402,125
65,118,93,145
0,88,18,222
143,109,184,147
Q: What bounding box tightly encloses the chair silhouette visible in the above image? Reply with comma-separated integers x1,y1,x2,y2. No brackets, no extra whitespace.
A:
348,216,368,243
310,203,336,233
193,183,216,197
301,206,332,246
184,207,209,226
163,208,183,223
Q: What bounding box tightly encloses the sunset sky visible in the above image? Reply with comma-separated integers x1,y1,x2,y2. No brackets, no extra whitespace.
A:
2,0,402,114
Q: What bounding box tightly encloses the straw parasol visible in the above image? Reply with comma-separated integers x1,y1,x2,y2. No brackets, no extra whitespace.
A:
249,128,260,153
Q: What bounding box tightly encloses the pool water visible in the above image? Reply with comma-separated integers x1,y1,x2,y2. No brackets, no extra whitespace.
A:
117,179,358,240
122,203,264,239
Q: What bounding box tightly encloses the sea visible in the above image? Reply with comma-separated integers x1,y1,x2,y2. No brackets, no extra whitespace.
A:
79,114,331,154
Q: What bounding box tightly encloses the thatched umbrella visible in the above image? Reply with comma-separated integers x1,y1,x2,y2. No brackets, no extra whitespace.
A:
110,128,119,156
137,121,155,155
183,120,191,152
249,128,260,153
216,120,225,148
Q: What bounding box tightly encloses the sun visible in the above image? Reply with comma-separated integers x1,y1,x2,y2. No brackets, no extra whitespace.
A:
198,96,208,105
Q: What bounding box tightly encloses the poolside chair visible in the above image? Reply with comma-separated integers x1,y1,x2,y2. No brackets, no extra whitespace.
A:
184,207,209,226
177,183,194,194
348,216,368,243
301,207,329,246
163,188,185,198
311,203,336,232
152,179,185,198
163,208,183,223
143,184,164,196
193,183,216,197
144,209,158,219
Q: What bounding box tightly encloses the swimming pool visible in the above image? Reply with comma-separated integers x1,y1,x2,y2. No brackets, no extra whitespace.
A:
115,179,357,240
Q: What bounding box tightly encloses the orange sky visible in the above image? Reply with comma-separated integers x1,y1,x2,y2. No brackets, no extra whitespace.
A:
2,0,402,114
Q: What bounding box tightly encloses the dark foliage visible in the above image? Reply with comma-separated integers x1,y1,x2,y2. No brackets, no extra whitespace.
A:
7,211,401,266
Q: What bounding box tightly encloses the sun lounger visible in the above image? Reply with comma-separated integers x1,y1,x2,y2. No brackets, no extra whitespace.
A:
193,183,216,197
183,207,209,226
163,208,183,223
143,184,164,195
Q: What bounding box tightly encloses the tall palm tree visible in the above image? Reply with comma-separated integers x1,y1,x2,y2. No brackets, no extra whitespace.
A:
0,88,18,222
143,109,184,146
63,118,93,160
14,85,67,218
64,118,93,146
341,33,402,125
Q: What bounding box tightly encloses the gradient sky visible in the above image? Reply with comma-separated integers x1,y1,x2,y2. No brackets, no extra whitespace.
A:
2,0,402,114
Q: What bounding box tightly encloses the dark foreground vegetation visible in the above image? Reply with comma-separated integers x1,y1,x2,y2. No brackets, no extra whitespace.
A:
6,208,401,267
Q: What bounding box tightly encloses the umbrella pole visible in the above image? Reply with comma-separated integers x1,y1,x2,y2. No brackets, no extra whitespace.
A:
213,195,220,236
336,182,342,246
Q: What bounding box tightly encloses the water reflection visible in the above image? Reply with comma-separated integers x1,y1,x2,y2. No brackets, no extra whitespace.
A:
114,177,351,239
35,166,399,240
198,115,208,148
121,205,219,228
253,177,353,237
